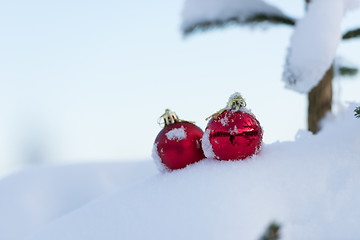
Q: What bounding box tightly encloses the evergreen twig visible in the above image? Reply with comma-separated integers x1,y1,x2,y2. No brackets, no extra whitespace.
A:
338,66,359,77
183,14,295,35
342,28,360,40
355,106,360,119
259,222,281,240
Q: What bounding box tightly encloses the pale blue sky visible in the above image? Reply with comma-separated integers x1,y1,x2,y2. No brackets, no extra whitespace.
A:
0,0,359,177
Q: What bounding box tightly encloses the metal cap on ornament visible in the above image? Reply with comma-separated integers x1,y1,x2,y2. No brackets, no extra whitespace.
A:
158,109,180,127
158,109,196,127
227,92,247,110
206,92,247,121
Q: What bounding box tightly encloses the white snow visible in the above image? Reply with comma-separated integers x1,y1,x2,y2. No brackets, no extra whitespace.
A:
0,161,157,240
227,92,246,108
0,104,356,240
151,143,169,172
165,126,187,141
228,92,243,100
283,0,360,93
181,0,289,32
201,129,216,159
346,0,360,9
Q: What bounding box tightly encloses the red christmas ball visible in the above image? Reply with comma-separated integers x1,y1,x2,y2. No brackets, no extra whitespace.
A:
202,94,263,161
153,110,205,171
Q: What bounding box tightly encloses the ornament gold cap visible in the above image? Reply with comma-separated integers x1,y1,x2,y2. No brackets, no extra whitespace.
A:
158,109,195,127
205,92,247,121
227,92,246,110
158,109,179,127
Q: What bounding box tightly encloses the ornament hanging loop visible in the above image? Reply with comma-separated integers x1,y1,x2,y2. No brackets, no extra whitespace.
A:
205,109,226,121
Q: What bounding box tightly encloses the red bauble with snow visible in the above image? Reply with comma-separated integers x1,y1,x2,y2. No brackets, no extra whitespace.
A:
202,93,263,160
153,109,205,171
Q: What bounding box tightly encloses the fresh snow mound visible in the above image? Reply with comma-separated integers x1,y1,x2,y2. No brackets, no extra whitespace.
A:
182,0,288,32
283,0,360,93
152,143,168,172
0,161,157,240
21,105,360,240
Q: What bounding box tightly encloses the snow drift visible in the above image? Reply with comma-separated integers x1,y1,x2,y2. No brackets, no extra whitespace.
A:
0,161,157,240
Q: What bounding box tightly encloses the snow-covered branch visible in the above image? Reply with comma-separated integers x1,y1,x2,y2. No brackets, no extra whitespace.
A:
181,0,295,35
283,0,357,93
283,0,360,93
182,14,295,35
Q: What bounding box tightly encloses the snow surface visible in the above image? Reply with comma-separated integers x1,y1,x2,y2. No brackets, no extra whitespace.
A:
151,143,168,172
0,161,157,240
283,0,360,93
0,104,356,240
181,0,289,32
165,126,187,141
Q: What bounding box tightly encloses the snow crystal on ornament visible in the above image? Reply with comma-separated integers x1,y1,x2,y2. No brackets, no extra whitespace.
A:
230,125,239,134
228,92,244,104
201,129,216,159
237,107,254,115
165,126,187,141
220,115,229,126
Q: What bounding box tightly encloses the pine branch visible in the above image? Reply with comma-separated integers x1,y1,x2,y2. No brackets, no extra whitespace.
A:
183,14,295,35
342,28,360,40
259,222,281,240
338,66,359,77
246,14,295,26
334,57,359,78
355,106,360,118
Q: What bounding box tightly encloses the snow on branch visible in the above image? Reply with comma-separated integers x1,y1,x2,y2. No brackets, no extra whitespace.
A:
343,28,360,40
181,0,295,35
182,14,295,35
283,0,359,93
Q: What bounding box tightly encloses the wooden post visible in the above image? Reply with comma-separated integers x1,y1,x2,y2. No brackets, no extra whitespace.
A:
307,66,333,133
306,0,333,134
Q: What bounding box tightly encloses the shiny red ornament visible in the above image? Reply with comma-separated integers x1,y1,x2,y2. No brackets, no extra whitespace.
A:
153,110,205,171
202,93,263,161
